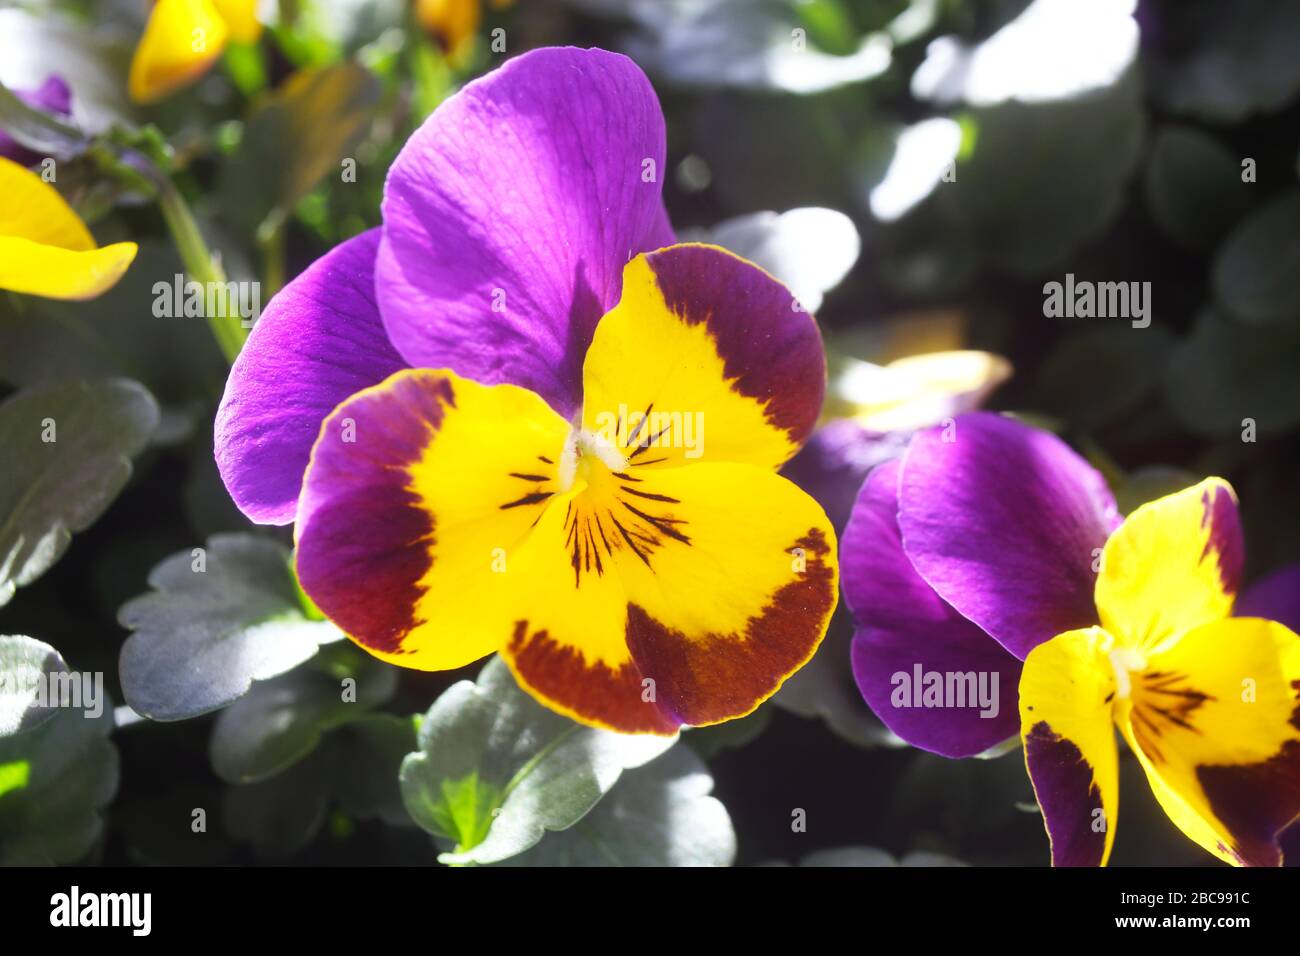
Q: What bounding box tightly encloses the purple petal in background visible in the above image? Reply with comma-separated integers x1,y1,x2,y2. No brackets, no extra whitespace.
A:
844,459,1021,757
1235,563,1300,633
215,229,408,525
898,413,1121,660
0,75,72,166
781,419,908,532
376,46,672,419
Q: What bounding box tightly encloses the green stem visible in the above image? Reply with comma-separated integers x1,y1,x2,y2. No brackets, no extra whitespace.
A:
257,214,287,302
156,179,246,364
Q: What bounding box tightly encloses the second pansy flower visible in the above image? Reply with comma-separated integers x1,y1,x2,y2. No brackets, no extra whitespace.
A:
216,47,838,734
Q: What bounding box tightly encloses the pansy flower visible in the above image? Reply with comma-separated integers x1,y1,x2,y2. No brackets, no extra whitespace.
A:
843,411,1300,865
416,0,513,63
129,0,262,104
0,157,137,300
0,75,72,167
216,47,838,735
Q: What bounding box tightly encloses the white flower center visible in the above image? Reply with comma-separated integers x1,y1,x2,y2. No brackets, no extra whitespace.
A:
557,425,628,493
1107,646,1147,700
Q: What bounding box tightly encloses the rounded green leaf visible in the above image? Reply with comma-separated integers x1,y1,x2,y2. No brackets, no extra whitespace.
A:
1144,124,1253,251
118,534,343,722
208,648,397,784
505,746,736,867
400,656,675,866
0,635,69,737
0,697,117,865
1212,190,1300,327
0,378,159,607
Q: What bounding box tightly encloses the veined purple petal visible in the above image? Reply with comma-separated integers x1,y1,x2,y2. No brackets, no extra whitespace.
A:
0,75,72,166
898,413,1121,660
215,229,408,525
844,459,1021,757
376,46,672,419
1236,563,1300,633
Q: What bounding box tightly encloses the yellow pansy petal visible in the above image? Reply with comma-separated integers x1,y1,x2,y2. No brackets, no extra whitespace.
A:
0,156,95,251
295,368,571,672
0,237,137,301
1117,616,1300,866
574,463,837,723
1096,477,1243,653
497,485,682,735
415,0,481,54
581,244,826,472
129,0,230,104
1019,627,1120,866
212,0,262,43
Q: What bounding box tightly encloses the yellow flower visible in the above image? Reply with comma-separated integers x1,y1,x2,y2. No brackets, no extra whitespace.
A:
128,0,262,104
0,157,137,300
415,0,512,60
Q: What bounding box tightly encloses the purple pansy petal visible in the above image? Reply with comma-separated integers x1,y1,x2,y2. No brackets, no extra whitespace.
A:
898,412,1121,660
844,459,1021,757
0,75,72,165
215,229,408,525
376,46,672,419
781,419,908,532
1236,564,1300,634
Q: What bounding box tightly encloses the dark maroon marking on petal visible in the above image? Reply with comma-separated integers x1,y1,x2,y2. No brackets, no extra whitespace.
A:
621,486,680,503
500,491,552,510
631,457,668,467
537,455,554,464
620,500,691,545
624,402,653,449
507,621,679,734
611,471,642,482
610,514,653,568
624,528,834,726
1198,733,1300,867
296,373,456,653
628,420,674,458
1024,721,1109,867
1200,484,1244,599
644,244,825,447
509,472,550,482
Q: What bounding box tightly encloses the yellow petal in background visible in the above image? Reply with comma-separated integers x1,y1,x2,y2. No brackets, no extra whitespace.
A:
415,0,481,55
0,158,136,300
831,349,1012,432
129,0,231,104
212,0,262,43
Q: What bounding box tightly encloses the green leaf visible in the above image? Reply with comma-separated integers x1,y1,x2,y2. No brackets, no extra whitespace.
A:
331,713,418,826
1036,326,1176,432
218,62,381,236
118,534,344,722
504,745,736,867
1163,308,1300,437
209,646,398,784
0,635,69,737
1212,190,1300,327
0,696,118,865
222,745,335,861
685,705,772,760
1144,124,1254,252
0,378,159,607
1146,0,1300,123
400,656,675,865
